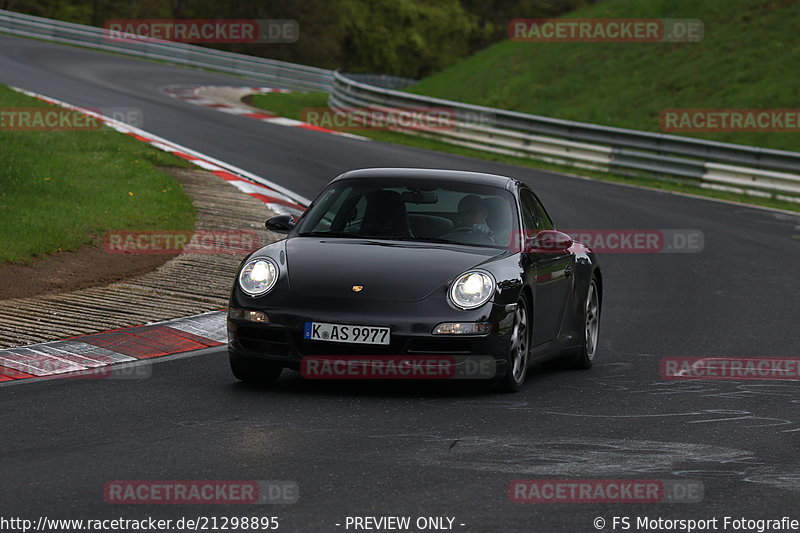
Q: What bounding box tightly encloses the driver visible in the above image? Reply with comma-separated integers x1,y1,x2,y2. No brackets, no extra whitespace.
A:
456,195,495,243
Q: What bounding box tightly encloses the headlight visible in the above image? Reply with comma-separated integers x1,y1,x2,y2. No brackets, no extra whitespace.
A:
449,271,495,310
238,258,278,296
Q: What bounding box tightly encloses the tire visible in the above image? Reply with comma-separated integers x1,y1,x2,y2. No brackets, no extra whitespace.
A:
571,276,600,370
497,297,531,393
230,357,283,384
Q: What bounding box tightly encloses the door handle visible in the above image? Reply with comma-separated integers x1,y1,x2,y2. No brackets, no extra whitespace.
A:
564,266,573,278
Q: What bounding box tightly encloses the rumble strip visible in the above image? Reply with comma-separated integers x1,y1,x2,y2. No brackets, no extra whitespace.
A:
0,86,313,383
0,311,226,383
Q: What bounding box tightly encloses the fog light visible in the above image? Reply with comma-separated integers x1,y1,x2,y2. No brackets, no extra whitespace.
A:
433,322,492,335
229,307,269,323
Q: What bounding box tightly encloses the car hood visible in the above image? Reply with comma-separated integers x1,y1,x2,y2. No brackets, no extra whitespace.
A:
285,237,502,301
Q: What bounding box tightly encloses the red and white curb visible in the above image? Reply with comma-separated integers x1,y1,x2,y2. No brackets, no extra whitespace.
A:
1,86,313,382
164,85,368,141
12,86,310,217
0,311,226,383
164,86,289,121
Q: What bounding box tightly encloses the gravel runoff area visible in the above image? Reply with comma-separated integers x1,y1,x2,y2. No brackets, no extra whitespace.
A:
0,167,279,348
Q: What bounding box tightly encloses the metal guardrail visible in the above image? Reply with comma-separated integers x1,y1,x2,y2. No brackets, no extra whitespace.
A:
0,9,333,91
3,9,798,199
330,72,800,199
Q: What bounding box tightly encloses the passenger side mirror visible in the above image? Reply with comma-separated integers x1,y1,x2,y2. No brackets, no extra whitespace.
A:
265,214,296,234
526,230,573,253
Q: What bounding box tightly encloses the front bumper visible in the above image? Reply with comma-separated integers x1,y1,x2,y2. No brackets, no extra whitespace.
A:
227,296,515,376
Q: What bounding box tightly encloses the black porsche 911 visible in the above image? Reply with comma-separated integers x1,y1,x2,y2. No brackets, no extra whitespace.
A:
227,168,601,391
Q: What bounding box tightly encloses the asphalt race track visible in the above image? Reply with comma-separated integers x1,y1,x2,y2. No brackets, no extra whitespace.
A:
2,35,800,532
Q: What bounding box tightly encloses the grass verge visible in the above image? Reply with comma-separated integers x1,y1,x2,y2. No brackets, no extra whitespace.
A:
408,0,800,153
0,84,196,264
246,91,799,213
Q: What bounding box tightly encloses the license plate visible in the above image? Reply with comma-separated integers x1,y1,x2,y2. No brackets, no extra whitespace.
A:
303,322,390,345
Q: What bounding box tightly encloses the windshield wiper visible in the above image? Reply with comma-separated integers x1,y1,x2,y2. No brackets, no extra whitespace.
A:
393,236,505,248
297,231,359,238
388,236,464,245
299,233,502,248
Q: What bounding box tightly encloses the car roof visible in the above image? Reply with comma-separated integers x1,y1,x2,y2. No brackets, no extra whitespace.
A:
332,168,519,191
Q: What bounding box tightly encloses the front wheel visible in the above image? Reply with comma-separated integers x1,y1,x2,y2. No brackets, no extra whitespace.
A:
497,297,530,392
230,357,283,384
571,276,600,369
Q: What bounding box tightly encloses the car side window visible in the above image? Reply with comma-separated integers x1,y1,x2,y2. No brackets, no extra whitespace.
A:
520,190,554,231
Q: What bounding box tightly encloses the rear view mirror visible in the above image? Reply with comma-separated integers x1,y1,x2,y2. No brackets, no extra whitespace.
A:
526,230,573,253
265,215,296,234
401,190,438,204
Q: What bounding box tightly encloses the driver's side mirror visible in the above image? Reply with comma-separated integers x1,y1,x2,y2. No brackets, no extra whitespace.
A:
526,230,573,253
265,214,296,234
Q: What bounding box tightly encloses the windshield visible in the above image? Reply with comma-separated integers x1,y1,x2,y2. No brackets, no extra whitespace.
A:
296,179,518,248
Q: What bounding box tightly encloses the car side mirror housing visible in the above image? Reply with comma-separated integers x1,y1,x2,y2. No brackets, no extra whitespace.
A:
526,230,573,253
265,214,296,234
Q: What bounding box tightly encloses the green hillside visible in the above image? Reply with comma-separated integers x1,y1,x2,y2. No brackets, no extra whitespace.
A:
408,0,800,152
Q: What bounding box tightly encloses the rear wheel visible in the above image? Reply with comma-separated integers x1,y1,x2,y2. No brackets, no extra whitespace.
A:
571,276,600,369
230,357,283,384
497,297,530,392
